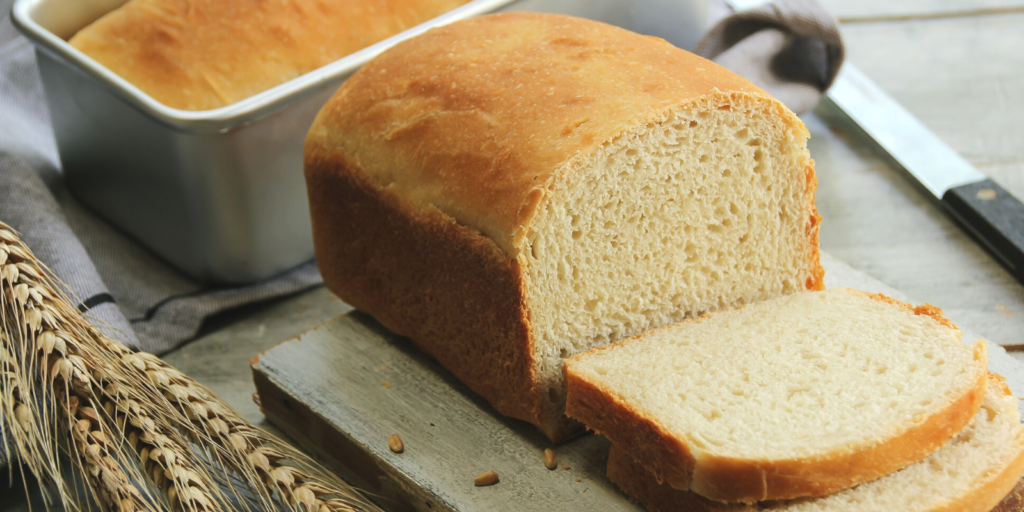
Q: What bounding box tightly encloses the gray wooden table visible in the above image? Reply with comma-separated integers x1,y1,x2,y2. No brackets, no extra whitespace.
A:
3,2,1024,509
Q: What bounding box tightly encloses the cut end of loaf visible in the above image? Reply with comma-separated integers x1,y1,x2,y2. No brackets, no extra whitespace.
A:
525,92,821,434
566,288,988,502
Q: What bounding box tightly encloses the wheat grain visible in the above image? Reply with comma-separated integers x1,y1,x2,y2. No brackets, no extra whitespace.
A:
0,221,381,512
124,350,374,512
543,448,556,470
1,225,224,512
62,392,151,512
0,342,68,506
101,379,224,512
473,471,499,487
387,434,403,454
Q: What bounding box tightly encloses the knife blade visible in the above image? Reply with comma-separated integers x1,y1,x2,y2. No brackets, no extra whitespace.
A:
722,0,1024,285
824,65,1024,284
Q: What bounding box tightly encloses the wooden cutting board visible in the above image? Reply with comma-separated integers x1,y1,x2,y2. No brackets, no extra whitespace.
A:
250,253,1024,512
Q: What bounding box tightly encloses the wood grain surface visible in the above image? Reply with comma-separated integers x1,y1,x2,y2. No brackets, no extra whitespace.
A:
251,254,1024,512
809,101,1024,349
821,0,1024,22
813,9,1024,350
253,313,625,512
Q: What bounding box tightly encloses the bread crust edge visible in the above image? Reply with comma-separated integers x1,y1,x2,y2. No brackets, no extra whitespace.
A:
607,444,749,512
305,153,570,437
565,293,990,503
690,356,988,502
936,374,1024,512
607,430,1024,512
605,375,1024,512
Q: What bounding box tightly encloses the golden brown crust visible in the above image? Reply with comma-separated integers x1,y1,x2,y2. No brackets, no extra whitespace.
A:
696,361,986,501
803,162,825,292
307,12,790,255
991,372,1014,397
607,444,754,512
937,373,1024,512
608,443,1024,512
571,361,988,502
992,475,1024,512
565,292,989,502
305,154,545,431
935,437,1024,512
565,367,698,487
69,0,470,110
857,291,960,330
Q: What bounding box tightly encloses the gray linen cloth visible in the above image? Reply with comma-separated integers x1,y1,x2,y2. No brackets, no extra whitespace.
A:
0,0,323,355
0,0,842,470
700,0,845,115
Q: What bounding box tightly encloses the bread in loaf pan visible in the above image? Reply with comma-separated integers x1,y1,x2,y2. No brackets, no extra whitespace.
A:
565,288,989,502
69,0,472,110
604,373,1024,512
304,12,824,441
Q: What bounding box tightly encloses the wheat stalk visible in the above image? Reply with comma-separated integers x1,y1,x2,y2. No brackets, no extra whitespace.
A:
126,350,370,512
60,391,150,512
0,340,67,505
2,229,227,512
2,232,229,512
96,370,225,512
3,237,227,512
0,222,380,512
1,284,154,511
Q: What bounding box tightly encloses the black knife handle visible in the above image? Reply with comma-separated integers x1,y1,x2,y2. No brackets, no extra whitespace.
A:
942,179,1024,284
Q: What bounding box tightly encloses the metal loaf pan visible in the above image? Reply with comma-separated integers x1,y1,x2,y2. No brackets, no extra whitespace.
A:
11,0,519,284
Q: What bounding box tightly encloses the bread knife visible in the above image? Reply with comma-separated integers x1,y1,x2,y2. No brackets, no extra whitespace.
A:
823,65,1024,284
721,0,1024,285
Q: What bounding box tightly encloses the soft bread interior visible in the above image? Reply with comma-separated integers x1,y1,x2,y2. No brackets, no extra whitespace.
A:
571,289,986,461
608,374,1024,512
782,375,1024,510
523,95,817,418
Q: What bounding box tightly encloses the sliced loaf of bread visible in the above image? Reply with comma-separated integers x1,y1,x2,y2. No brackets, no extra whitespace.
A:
305,12,823,441
564,288,988,502
606,373,1024,512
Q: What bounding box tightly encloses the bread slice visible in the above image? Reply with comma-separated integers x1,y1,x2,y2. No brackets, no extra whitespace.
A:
565,288,988,502
605,374,1024,512
305,12,823,442
70,0,472,110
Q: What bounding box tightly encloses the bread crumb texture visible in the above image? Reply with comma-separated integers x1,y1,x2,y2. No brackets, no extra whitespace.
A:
607,373,1024,512
781,376,1022,511
526,94,820,423
572,288,984,459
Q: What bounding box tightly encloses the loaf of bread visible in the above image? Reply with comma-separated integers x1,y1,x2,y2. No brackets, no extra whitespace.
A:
305,12,824,441
565,288,988,502
605,374,1024,512
69,0,471,110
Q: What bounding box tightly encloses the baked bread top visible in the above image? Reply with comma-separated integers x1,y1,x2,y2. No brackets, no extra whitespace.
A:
305,12,823,440
566,288,989,503
69,0,471,110
305,11,803,256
